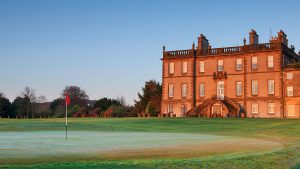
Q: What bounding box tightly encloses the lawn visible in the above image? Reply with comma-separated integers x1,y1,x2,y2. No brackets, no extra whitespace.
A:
0,118,299,169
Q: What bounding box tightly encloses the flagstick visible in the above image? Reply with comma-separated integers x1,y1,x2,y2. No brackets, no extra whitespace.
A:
66,101,68,140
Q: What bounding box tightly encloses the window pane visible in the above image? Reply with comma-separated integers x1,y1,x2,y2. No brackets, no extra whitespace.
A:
287,86,293,96
268,80,275,94
168,105,173,113
236,59,242,70
200,83,205,97
252,103,258,114
268,103,275,114
169,63,174,74
252,57,258,69
182,84,187,97
200,61,205,72
287,72,293,80
252,80,258,95
236,82,242,96
268,56,274,68
218,60,223,71
168,84,174,97
182,62,187,73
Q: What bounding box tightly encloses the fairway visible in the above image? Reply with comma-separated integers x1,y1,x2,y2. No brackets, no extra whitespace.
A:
0,118,299,169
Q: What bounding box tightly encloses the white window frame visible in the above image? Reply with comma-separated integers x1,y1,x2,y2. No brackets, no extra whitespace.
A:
200,61,205,73
268,102,275,114
169,62,174,74
268,80,275,95
252,57,258,70
287,72,293,80
236,81,242,96
268,56,274,68
287,105,295,117
252,80,258,95
168,84,174,97
287,86,293,96
182,61,188,74
236,58,242,70
181,83,187,98
217,60,224,72
251,103,259,114
200,83,205,97
168,104,173,113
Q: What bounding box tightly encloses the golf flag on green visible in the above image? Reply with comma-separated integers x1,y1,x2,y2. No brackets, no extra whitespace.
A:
65,92,70,140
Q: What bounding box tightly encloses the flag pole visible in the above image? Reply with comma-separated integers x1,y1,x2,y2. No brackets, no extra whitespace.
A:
66,96,68,140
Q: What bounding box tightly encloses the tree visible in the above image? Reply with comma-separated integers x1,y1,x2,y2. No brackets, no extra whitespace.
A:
0,93,14,118
20,87,38,118
93,97,121,112
12,96,31,118
134,80,162,116
50,98,63,113
13,87,46,118
62,86,89,106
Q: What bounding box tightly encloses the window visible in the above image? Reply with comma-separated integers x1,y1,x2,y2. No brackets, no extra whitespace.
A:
236,81,242,96
217,81,224,99
287,86,293,96
252,80,258,95
168,105,173,113
181,83,187,97
181,104,187,115
287,105,295,117
287,72,293,80
200,83,205,97
236,59,242,70
268,103,275,114
200,61,205,73
182,62,188,74
252,57,258,70
218,60,223,71
168,84,174,97
169,62,174,74
251,103,259,114
268,56,274,68
268,80,275,94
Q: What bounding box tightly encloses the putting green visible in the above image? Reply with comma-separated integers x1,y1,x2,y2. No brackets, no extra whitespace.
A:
0,131,282,164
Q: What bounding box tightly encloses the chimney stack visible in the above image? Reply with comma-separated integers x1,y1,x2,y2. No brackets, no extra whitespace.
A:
197,34,209,50
249,29,259,45
278,30,288,46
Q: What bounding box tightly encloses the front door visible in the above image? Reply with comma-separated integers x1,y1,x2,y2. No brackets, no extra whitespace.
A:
212,103,222,117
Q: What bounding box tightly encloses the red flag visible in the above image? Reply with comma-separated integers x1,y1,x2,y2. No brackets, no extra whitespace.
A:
65,93,71,106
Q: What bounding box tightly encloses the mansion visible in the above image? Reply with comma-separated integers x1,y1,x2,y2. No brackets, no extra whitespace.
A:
161,29,300,118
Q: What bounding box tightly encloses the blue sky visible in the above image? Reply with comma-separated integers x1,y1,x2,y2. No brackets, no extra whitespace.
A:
0,0,299,104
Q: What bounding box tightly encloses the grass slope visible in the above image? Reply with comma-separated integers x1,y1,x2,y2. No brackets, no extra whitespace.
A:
0,118,299,169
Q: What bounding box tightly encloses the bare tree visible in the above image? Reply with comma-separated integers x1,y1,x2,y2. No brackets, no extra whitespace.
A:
37,95,47,103
21,87,37,104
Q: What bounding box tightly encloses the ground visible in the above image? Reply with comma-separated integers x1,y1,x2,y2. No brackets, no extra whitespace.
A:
0,118,299,169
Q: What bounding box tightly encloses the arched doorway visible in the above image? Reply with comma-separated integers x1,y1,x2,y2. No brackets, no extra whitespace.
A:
186,96,242,118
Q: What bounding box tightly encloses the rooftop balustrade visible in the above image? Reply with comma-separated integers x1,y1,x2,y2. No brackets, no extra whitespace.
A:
163,42,299,60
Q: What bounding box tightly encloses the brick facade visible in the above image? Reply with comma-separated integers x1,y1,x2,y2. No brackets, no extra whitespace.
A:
161,30,300,118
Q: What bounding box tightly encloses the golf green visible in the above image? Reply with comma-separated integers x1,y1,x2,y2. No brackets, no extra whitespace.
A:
0,131,282,162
